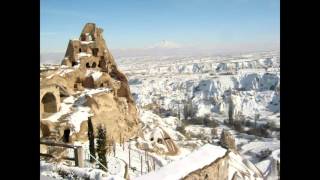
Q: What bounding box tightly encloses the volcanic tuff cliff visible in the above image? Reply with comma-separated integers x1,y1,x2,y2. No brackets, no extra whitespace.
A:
40,23,140,142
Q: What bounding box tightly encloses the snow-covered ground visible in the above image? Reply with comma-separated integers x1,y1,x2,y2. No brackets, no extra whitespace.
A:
118,50,280,179
40,50,280,180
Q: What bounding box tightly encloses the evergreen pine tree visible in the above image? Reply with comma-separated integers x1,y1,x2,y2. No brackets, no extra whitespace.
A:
96,124,107,171
87,117,96,163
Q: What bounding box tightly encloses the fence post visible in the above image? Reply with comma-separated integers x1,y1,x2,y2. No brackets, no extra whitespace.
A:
123,138,125,151
112,140,117,157
147,156,150,173
140,155,143,175
144,149,147,161
74,146,84,167
128,144,131,168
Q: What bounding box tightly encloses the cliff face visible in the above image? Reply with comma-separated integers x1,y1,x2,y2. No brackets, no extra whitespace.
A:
40,23,140,142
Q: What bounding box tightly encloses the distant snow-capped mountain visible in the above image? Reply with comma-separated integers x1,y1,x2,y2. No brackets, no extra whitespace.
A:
146,40,182,49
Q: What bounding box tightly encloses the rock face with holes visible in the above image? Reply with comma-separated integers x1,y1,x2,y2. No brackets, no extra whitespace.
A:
40,23,140,142
136,126,180,155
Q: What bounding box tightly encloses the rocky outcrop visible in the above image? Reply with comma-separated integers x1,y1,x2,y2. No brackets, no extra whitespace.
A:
137,126,179,155
220,129,237,151
40,23,140,142
185,150,264,180
136,144,263,180
184,153,229,180
126,54,280,122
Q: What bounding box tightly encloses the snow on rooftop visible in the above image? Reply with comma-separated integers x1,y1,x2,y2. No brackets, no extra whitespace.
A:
135,144,227,180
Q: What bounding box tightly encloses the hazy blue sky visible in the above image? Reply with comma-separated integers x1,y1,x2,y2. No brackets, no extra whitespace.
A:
40,0,279,53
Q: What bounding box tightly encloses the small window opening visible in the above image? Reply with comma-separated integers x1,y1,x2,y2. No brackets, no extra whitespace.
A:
92,48,99,57
63,129,70,143
72,61,78,67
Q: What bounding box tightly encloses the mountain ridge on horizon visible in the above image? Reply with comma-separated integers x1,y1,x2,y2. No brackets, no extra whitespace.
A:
40,40,279,64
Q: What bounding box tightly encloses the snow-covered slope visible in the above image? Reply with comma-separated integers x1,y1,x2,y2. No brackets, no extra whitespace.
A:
40,50,279,180
118,50,280,179
123,51,279,124
135,144,263,180
135,144,227,180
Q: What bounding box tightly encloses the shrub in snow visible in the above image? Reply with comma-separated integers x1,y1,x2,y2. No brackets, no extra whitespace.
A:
201,114,218,128
233,121,244,133
176,125,186,135
244,120,251,127
96,124,107,171
266,121,279,131
211,128,218,139
57,167,90,180
208,119,219,128
256,148,272,160
247,127,270,138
